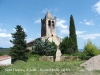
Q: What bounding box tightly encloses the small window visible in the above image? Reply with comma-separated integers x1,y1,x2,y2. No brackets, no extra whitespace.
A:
44,23,45,27
52,21,54,27
48,20,51,27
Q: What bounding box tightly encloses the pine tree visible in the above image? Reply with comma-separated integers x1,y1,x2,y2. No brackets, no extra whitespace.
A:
59,36,75,54
10,25,28,62
69,15,78,52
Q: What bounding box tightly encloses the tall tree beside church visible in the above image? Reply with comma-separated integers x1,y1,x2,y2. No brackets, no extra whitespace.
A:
69,15,78,52
10,25,28,62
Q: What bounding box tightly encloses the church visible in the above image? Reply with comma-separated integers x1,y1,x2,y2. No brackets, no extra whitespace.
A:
27,12,62,50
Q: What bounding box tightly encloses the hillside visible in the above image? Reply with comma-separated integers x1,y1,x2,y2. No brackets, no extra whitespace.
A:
0,48,10,55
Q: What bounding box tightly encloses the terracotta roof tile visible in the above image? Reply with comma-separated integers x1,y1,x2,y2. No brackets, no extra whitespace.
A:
0,55,11,61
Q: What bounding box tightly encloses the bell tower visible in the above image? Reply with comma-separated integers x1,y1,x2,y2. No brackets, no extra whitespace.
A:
41,11,56,37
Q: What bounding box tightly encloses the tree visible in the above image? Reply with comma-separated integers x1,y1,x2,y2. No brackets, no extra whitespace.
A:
84,40,100,57
69,15,78,52
32,38,57,59
59,36,75,54
10,25,28,62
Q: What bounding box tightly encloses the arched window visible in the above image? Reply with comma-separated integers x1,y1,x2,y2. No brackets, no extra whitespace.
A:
43,23,45,27
48,20,51,27
52,21,54,27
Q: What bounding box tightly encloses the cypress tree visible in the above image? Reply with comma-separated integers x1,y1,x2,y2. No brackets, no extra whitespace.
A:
69,15,78,52
10,25,28,62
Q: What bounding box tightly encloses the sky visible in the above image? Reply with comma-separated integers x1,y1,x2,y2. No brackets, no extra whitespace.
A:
0,0,100,49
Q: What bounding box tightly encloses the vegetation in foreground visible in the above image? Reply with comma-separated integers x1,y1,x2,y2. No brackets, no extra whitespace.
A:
0,55,100,75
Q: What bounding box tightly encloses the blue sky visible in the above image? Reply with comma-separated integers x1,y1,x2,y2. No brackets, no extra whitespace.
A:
0,0,100,49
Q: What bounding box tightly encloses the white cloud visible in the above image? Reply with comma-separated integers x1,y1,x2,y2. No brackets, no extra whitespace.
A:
58,35,64,39
34,18,41,23
12,28,27,32
78,33,100,40
56,19,69,34
60,29,69,34
23,28,27,32
26,38,33,43
57,19,86,35
41,8,51,13
85,21,94,26
92,0,100,15
12,28,16,32
0,33,11,38
37,33,41,37
80,19,94,26
57,19,68,29
79,22,83,24
76,31,86,35
0,39,13,48
0,29,7,32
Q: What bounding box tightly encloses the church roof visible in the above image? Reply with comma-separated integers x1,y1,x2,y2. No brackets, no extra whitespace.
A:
46,11,52,18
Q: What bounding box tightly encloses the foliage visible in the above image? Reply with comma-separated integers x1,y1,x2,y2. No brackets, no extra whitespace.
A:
10,25,28,62
0,52,3,56
0,48,11,55
59,36,75,54
73,52,91,60
83,40,100,57
32,38,57,60
69,15,78,52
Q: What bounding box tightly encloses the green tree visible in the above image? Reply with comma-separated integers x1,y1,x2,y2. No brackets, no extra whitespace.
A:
59,36,75,54
84,40,100,57
32,38,57,60
10,25,28,62
69,15,78,52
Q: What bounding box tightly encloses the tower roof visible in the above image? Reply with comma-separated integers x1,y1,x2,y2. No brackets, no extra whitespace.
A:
46,11,52,18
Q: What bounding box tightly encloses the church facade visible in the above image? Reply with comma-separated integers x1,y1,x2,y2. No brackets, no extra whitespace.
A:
27,12,61,50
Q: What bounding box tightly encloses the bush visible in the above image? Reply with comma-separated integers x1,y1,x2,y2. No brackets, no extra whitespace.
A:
83,40,100,57
59,37,75,54
66,48,74,55
32,38,57,60
73,52,91,60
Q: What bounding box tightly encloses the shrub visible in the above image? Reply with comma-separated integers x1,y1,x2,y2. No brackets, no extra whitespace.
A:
32,38,57,61
59,37,75,54
83,40,100,57
73,52,91,60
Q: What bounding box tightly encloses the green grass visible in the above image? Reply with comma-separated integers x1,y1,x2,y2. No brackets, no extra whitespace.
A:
0,55,100,75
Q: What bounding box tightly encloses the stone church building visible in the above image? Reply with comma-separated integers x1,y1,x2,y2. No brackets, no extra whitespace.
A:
27,12,62,50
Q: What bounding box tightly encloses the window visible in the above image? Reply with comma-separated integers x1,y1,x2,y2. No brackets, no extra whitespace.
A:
48,20,51,27
44,23,45,27
52,21,54,27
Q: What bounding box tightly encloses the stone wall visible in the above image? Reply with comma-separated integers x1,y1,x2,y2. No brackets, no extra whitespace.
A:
39,56,80,62
60,56,80,61
39,56,54,62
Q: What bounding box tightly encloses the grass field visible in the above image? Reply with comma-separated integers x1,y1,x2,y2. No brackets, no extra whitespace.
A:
0,55,100,75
